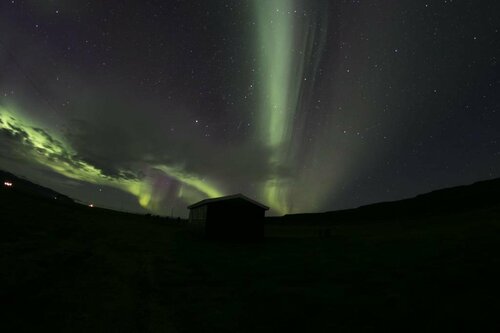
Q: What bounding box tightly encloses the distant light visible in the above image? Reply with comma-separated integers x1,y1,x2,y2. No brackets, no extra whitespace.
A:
3,181,13,187
89,204,94,208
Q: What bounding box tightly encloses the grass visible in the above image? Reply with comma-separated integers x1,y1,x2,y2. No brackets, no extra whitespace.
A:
1,188,500,332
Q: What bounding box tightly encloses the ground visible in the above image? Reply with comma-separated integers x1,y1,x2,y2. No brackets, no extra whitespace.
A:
1,188,500,332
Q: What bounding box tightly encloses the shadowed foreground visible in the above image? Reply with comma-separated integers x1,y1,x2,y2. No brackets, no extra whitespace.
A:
2,188,500,332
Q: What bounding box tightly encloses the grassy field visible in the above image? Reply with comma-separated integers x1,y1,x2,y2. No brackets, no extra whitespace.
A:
2,188,500,332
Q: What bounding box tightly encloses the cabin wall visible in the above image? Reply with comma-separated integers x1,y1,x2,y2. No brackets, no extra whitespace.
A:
206,201,265,240
189,205,207,230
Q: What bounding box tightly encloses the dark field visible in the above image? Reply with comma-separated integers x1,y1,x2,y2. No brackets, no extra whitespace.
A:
2,189,500,332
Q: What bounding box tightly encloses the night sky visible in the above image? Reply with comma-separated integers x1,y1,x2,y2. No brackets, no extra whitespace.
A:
0,0,499,217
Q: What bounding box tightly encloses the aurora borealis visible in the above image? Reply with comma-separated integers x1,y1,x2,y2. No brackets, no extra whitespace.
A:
0,106,223,212
255,0,328,213
1,1,499,216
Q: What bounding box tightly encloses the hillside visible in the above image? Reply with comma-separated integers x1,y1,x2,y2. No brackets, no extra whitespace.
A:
1,170,74,204
271,178,500,224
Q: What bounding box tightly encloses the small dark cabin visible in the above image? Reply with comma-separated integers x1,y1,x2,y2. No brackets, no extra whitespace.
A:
187,194,269,240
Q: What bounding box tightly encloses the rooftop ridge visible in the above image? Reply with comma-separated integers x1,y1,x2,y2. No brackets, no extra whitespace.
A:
188,193,269,210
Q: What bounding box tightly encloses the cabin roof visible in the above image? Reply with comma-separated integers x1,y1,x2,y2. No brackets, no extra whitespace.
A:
187,193,270,210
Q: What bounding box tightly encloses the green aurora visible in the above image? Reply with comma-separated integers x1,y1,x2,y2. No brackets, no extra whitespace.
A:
0,106,223,211
255,0,327,214
0,2,328,215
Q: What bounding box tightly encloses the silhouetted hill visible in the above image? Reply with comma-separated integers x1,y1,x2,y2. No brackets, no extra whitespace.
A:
0,170,74,204
272,178,500,224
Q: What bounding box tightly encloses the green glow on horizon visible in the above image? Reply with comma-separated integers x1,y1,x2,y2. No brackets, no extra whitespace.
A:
0,107,223,211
